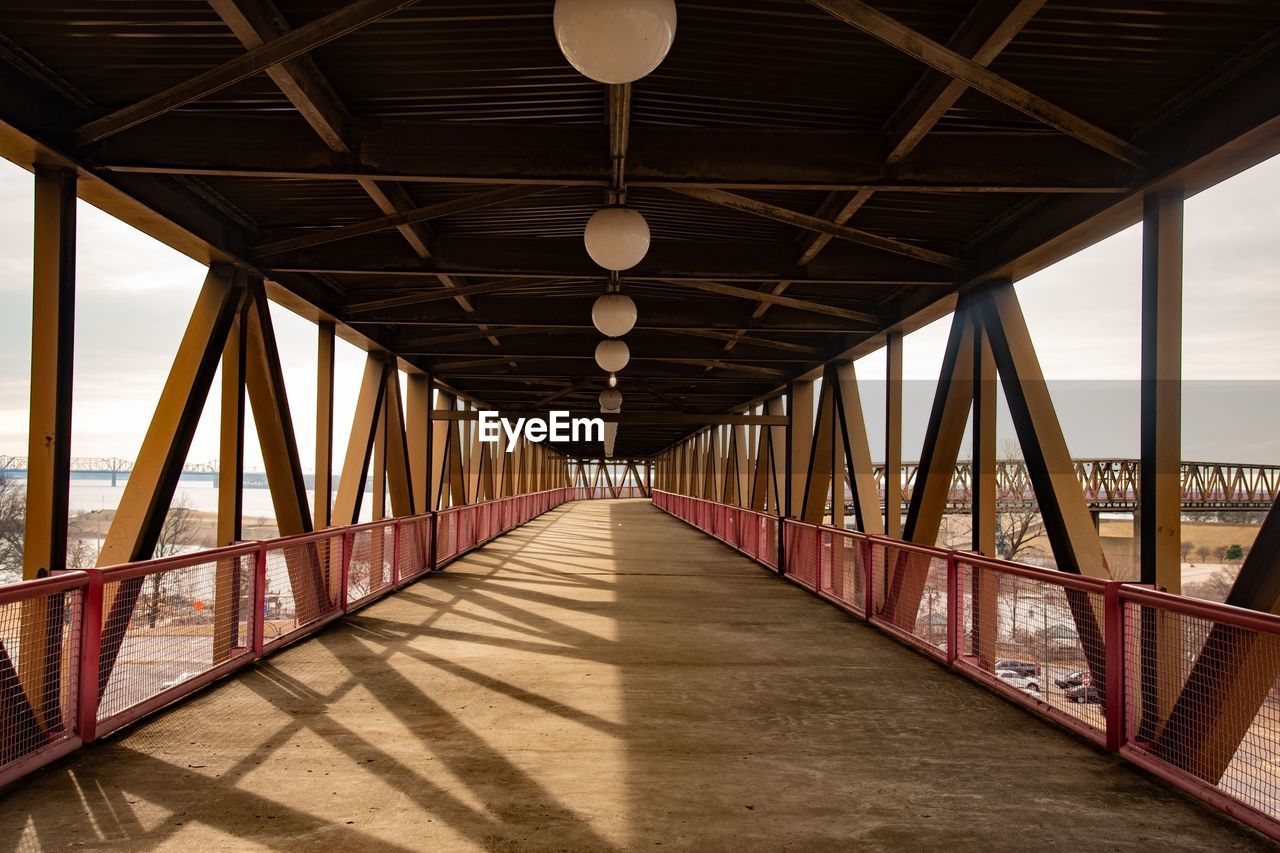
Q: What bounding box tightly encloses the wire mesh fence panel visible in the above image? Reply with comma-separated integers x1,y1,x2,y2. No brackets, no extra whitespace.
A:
725,507,740,549
739,510,758,559
1121,592,1280,830
758,515,778,570
868,540,950,660
396,517,434,582
783,522,819,590
457,507,476,553
436,511,458,566
0,576,84,784
822,531,867,616
347,522,396,608
96,547,256,727
261,531,344,652
954,557,1108,741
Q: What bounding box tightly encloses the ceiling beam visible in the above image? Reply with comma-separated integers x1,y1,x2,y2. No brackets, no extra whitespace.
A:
342,279,534,314
205,0,508,350
398,326,560,350
672,328,820,354
801,0,1045,265
806,0,1145,166
666,278,879,324
254,185,550,256
268,236,958,285
76,0,420,144
667,186,962,268
82,116,1136,191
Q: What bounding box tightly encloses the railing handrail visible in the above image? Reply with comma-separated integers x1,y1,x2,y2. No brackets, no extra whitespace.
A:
1117,583,1280,635
0,568,89,603
88,541,261,583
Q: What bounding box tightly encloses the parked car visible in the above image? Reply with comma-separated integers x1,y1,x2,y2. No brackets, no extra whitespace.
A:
1055,670,1091,690
996,669,1040,693
1065,684,1104,704
996,659,1041,678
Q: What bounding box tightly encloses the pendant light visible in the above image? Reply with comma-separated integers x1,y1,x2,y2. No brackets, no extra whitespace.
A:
584,207,650,271
592,293,638,338
595,339,631,373
554,0,678,85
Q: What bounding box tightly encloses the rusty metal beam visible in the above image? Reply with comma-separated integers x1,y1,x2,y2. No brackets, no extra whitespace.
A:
315,321,335,528
244,280,312,536
76,0,420,144
885,331,903,539
662,278,879,324
332,354,387,525
23,168,76,580
254,185,550,257
807,0,1146,166
800,0,1045,264
667,186,962,268
1140,190,1184,592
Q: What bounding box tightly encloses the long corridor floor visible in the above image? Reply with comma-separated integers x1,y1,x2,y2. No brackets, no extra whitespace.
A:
2,500,1269,851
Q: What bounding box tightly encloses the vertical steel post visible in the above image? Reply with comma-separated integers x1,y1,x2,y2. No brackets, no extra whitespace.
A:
1104,582,1125,752
1140,190,1184,592
24,168,77,580
77,570,104,744
315,321,336,529
252,545,267,659
884,332,903,540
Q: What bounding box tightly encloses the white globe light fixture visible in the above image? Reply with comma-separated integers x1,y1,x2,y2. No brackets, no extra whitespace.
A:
584,207,650,271
608,372,619,388
599,389,623,411
592,293,637,338
595,339,630,373
553,0,678,85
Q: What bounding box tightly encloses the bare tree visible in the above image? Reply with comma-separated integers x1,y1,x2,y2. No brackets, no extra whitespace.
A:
1185,565,1240,603
145,496,200,627
0,475,24,582
994,441,1047,563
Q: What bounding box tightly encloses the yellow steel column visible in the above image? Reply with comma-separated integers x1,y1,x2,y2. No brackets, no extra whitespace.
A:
885,332,903,539
24,168,77,579
430,388,451,509
787,380,815,519
971,317,999,669
213,301,245,664
332,354,386,525
382,366,413,517
372,386,388,522
802,376,835,524
244,281,312,536
972,321,997,556
315,321,335,529
834,362,882,535
17,168,76,732
407,373,430,514
1141,190,1183,592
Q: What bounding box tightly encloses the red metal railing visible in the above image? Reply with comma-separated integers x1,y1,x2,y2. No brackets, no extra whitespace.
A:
652,489,1280,841
0,487,580,789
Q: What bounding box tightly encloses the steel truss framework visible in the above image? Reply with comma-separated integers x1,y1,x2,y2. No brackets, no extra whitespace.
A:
2,0,1280,836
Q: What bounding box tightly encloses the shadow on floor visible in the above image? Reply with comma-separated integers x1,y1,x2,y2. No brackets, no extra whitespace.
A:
1,501,1270,851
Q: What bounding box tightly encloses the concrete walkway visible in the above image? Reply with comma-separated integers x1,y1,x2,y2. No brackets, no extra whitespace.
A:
2,500,1269,851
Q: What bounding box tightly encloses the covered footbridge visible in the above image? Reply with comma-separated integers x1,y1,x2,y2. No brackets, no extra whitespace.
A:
3,1,1280,848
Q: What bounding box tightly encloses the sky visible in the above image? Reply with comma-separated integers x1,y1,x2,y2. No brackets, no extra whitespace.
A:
0,152,1278,470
